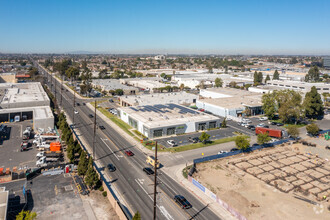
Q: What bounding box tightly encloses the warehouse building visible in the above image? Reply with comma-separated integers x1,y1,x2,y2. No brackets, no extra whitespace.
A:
120,77,171,93
119,104,221,138
120,91,197,107
196,88,263,120
266,80,330,93
0,82,54,130
91,79,139,95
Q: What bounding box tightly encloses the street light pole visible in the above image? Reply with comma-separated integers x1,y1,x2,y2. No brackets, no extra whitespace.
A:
93,100,97,159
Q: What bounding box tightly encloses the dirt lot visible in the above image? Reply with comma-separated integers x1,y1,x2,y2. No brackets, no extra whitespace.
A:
81,190,119,220
193,143,330,220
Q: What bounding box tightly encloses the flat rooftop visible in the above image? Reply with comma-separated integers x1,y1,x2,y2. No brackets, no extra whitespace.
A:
92,79,137,91
199,96,262,109
120,104,219,129
121,92,197,106
0,82,49,105
201,87,263,98
0,106,54,120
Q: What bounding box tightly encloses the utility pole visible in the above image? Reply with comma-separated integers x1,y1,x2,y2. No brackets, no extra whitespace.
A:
92,100,97,159
54,74,57,101
60,75,63,106
153,141,158,220
72,90,76,125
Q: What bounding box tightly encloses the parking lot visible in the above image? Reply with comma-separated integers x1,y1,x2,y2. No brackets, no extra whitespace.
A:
0,121,38,170
0,173,92,220
157,126,239,148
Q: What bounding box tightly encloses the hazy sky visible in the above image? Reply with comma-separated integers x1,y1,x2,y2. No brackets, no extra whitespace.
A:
1,0,330,54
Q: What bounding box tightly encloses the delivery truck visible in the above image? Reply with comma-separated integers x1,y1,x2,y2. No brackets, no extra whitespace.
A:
36,156,59,167
36,151,62,159
255,127,287,138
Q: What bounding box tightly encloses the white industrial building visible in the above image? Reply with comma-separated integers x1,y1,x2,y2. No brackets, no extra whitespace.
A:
0,82,54,130
0,187,8,220
91,79,139,95
119,104,221,138
120,92,197,107
265,80,330,93
196,88,263,120
120,77,172,93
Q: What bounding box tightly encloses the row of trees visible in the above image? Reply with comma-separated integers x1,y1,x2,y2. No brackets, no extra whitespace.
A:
262,86,324,123
57,112,100,188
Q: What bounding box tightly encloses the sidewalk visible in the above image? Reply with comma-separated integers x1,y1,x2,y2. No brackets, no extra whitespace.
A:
162,164,237,220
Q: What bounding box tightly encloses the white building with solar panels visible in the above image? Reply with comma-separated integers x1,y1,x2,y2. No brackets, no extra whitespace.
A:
118,104,221,138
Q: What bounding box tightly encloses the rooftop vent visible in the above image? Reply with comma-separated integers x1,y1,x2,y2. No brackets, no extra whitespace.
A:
148,118,152,121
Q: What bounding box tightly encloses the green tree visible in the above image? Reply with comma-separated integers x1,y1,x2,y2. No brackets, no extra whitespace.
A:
305,66,320,82
273,70,280,80
257,133,272,145
160,73,166,78
65,67,80,82
306,123,319,136
253,71,259,85
115,89,124,96
221,118,227,128
214,77,223,88
287,125,299,138
303,86,324,119
98,69,107,78
85,157,99,189
261,92,277,119
78,151,88,176
257,72,263,84
16,210,37,220
235,136,250,151
265,74,270,83
199,132,210,144
133,211,141,220
276,89,302,123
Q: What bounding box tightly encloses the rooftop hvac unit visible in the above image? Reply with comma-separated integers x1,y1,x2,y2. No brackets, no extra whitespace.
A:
148,118,152,121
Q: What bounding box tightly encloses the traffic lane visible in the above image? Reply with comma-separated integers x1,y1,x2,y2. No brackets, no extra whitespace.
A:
158,171,221,220
76,105,201,220
157,127,237,148
73,102,179,220
72,112,158,220
45,68,219,220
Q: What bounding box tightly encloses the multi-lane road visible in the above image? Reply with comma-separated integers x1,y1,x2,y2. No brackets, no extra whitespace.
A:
32,59,220,220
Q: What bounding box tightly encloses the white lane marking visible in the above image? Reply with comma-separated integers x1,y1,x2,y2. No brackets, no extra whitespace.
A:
137,178,145,185
101,138,120,160
135,179,152,200
159,205,175,220
134,179,174,220
158,176,178,195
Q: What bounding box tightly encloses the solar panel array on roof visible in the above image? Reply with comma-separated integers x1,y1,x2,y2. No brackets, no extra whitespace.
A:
128,103,199,115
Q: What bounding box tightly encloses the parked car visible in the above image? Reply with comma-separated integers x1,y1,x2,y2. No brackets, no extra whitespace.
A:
252,143,259,147
143,167,154,175
109,99,114,103
167,140,177,147
89,114,94,118
83,103,86,106
218,150,228,155
76,103,80,106
107,164,116,172
268,121,277,125
188,137,200,143
230,148,239,152
74,110,79,114
99,125,105,130
276,123,284,126
174,195,192,209
259,117,268,121
125,150,134,156
257,123,269,128
247,125,255,130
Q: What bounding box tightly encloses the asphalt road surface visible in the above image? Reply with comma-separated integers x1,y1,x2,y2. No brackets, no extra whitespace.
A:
33,60,221,220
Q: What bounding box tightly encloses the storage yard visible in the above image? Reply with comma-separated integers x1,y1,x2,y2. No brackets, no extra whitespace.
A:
192,143,330,220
